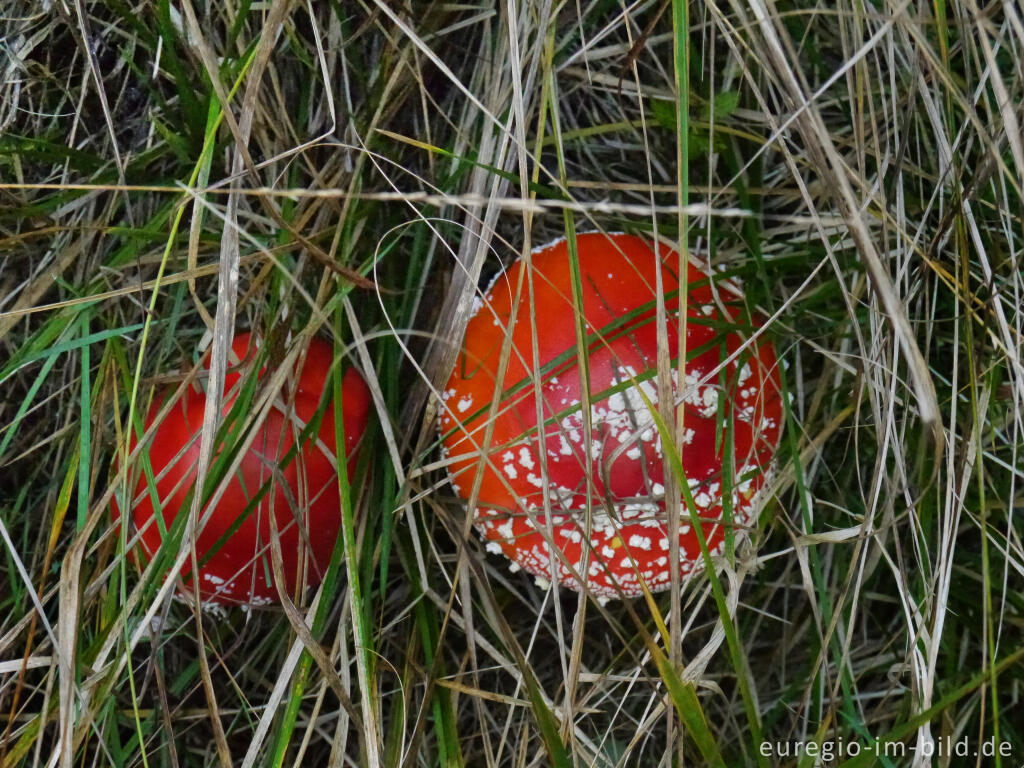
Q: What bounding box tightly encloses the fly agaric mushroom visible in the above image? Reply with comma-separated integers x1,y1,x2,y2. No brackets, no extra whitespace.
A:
440,233,782,600
115,333,370,606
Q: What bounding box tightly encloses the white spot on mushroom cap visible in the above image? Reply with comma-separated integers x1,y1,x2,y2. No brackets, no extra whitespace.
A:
518,446,534,469
702,387,719,414
628,534,652,550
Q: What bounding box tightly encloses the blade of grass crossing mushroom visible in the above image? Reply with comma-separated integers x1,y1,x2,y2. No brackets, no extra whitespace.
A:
551,82,599,607
668,9,692,761
716,352,737,561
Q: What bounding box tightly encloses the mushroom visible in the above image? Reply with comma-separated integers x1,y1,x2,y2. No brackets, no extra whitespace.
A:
439,233,782,599
115,333,371,606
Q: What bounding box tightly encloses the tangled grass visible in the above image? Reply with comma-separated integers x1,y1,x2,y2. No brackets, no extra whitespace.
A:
1,1,1022,765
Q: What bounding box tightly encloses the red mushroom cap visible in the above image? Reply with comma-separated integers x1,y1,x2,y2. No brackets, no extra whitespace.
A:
114,333,371,606
440,233,782,600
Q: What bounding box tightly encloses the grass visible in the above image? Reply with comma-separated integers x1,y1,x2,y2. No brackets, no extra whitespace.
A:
2,0,1023,766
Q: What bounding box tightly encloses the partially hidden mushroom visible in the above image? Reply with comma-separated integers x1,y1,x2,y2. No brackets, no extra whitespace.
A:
114,333,371,606
440,233,782,600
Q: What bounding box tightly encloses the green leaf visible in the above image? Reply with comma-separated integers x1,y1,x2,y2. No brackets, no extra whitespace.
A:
649,644,727,768
0,134,105,173
706,90,740,120
650,97,677,131
649,99,712,154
